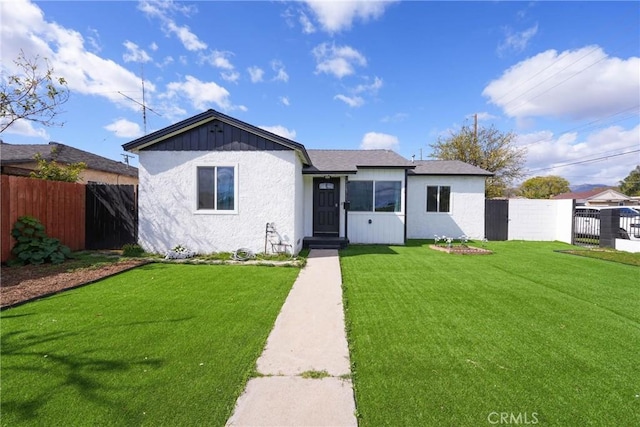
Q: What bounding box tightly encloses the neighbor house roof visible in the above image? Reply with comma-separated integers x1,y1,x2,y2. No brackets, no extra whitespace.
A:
408,160,493,176
122,109,312,165
551,187,614,200
303,149,416,174
552,187,628,203
0,142,137,177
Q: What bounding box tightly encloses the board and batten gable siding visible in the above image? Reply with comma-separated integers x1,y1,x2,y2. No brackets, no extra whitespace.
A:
140,119,291,152
137,150,302,255
347,169,406,245
406,175,486,240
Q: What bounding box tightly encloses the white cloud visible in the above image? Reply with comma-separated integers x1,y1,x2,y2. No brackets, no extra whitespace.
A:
497,24,538,56
360,132,399,151
483,46,640,121
312,42,367,78
271,60,289,82
221,71,240,83
162,75,239,111
302,0,397,33
200,50,234,70
354,76,383,94
259,125,297,140
381,113,408,123
123,41,152,63
0,0,154,112
86,28,102,53
518,124,640,185
280,96,290,106
104,118,143,138
299,12,315,34
0,119,50,139
335,94,364,108
137,0,207,51
149,42,159,51
248,66,264,83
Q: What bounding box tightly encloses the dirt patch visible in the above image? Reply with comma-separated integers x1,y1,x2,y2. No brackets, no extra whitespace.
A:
1,259,147,309
429,244,493,255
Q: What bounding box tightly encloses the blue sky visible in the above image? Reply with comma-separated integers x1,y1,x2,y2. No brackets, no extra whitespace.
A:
1,0,638,187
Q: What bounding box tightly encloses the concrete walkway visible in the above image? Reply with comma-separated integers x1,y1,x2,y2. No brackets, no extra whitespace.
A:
226,249,357,427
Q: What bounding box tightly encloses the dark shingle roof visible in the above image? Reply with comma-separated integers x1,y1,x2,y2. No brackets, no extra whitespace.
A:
0,142,138,177
304,149,415,174
408,160,493,176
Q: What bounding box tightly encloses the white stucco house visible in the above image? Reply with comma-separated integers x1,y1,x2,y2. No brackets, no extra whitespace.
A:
123,109,492,255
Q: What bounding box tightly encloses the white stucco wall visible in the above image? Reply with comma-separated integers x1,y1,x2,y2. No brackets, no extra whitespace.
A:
508,199,573,243
137,150,302,255
347,169,406,245
615,239,640,253
406,175,486,240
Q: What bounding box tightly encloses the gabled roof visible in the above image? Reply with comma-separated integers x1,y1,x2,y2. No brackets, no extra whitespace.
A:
408,160,493,176
122,109,312,165
552,187,626,201
0,142,138,177
304,149,415,174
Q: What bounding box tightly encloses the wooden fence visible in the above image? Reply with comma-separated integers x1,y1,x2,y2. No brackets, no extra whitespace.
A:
1,175,85,263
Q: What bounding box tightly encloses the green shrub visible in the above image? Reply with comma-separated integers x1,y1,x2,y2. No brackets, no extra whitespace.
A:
10,216,71,265
122,243,145,257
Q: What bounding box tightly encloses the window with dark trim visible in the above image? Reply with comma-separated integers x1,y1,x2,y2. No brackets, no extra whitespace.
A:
375,181,402,212
347,181,373,211
426,185,450,213
197,166,235,211
347,180,402,212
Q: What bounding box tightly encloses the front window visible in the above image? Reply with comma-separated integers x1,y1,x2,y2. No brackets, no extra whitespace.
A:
197,166,236,212
427,185,450,213
347,180,402,212
375,181,402,212
348,181,373,211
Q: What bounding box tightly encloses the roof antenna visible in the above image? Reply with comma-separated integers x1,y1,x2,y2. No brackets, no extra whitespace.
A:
121,153,134,167
118,64,161,134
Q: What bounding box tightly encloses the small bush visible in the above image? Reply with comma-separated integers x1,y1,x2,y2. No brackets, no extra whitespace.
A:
122,243,145,257
10,216,71,265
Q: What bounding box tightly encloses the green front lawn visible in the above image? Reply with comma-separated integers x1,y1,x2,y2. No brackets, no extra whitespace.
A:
341,241,640,426
1,263,298,426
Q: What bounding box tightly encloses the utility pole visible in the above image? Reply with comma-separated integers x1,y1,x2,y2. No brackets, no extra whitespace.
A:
474,113,478,143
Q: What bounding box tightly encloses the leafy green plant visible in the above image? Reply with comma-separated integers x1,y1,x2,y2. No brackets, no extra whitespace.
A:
10,216,71,265
122,243,145,257
29,150,86,182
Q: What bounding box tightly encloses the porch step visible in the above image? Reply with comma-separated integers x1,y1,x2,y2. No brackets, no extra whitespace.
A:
308,244,342,250
303,236,349,250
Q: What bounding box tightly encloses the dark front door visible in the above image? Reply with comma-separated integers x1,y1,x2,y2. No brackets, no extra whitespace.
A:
313,178,340,236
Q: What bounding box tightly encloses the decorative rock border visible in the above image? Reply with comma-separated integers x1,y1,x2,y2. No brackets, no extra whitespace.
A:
429,244,493,255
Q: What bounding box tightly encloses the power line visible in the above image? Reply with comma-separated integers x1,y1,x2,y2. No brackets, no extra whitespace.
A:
527,149,640,173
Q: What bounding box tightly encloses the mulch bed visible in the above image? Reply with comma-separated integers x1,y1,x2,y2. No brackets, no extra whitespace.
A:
1,259,147,309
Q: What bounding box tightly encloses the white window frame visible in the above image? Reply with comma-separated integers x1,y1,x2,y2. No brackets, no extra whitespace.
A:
194,163,239,214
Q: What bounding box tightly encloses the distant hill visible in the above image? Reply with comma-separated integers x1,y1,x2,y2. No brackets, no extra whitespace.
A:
570,183,611,192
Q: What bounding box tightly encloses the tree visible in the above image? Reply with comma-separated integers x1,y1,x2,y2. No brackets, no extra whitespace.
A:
30,151,86,183
0,50,69,133
518,175,570,199
430,122,527,198
618,165,640,196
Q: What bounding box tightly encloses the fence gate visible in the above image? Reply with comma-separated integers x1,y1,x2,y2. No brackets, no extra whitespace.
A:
485,199,509,241
86,184,138,250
